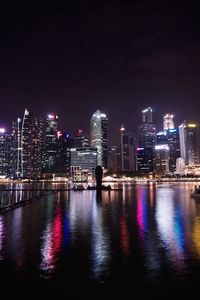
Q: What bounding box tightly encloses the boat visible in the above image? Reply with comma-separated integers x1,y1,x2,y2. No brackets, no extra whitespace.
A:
87,185,123,191
87,185,111,190
191,187,200,198
71,184,85,191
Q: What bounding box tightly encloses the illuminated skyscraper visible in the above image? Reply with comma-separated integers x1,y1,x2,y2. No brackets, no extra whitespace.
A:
163,114,174,130
90,110,108,168
167,128,180,172
157,129,180,172
138,107,156,148
43,114,58,173
179,121,199,166
12,109,44,179
137,107,156,173
142,107,153,123
154,144,170,174
12,109,30,178
0,128,12,177
30,116,44,179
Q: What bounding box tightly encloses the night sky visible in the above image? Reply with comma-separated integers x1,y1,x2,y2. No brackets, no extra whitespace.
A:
0,1,200,143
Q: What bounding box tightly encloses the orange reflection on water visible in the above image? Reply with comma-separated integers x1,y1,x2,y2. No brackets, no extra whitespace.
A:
192,202,200,257
120,216,130,256
149,183,154,208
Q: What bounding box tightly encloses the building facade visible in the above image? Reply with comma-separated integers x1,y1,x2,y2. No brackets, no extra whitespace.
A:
56,132,74,175
167,128,180,172
120,125,136,172
179,122,199,166
137,107,156,174
157,129,180,173
43,114,58,174
70,147,97,182
73,129,89,148
108,146,120,173
163,114,174,130
12,109,44,179
136,147,154,174
0,129,12,177
154,144,170,175
90,110,108,168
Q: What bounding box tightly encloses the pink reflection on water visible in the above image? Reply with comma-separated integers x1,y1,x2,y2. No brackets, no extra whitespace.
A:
137,195,143,234
136,187,148,239
40,208,62,274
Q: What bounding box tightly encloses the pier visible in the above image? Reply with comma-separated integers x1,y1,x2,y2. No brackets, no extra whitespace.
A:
0,188,70,214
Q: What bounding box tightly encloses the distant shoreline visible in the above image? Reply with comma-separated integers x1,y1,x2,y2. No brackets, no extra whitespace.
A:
1,179,200,184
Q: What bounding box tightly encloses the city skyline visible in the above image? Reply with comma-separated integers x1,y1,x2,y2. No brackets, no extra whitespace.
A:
1,106,200,179
1,106,199,145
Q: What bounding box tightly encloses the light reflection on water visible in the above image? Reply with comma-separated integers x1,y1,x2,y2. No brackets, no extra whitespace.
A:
1,182,200,293
0,216,4,261
155,187,186,272
90,192,110,279
40,207,62,277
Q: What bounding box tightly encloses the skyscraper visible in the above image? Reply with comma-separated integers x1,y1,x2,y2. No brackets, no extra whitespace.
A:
154,144,170,174
74,129,89,148
120,125,136,172
167,128,180,172
90,110,108,168
163,114,174,130
136,147,154,174
108,145,120,173
157,129,181,172
137,107,156,174
12,109,30,178
0,128,12,177
179,121,199,166
30,116,44,179
12,109,44,179
43,114,58,173
56,132,74,175
138,107,156,148
142,107,153,123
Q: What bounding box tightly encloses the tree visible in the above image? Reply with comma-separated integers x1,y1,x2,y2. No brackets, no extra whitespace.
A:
95,165,103,189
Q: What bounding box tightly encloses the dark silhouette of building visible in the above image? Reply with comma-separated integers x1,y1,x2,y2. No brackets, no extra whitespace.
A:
120,125,136,172
137,107,156,174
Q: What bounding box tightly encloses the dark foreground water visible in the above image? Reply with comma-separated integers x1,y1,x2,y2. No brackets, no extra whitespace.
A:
1,182,200,298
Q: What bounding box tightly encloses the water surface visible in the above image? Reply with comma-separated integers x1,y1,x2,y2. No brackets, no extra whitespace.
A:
0,182,200,297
